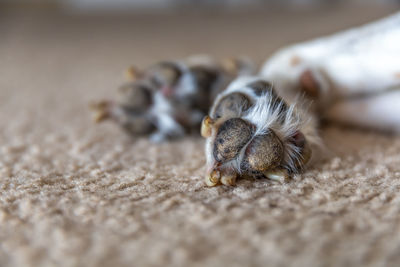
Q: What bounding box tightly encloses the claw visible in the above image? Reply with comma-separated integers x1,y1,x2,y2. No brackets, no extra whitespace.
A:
89,100,108,110
205,169,220,187
221,58,237,75
264,168,289,183
93,110,110,123
125,66,141,81
201,115,214,138
220,172,237,186
89,100,111,123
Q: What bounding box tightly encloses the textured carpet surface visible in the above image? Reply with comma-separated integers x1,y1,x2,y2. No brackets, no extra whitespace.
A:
1,7,400,267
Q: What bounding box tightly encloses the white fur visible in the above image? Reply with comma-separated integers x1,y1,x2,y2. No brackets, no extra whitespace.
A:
260,12,400,132
172,61,197,98
149,91,185,141
324,89,400,132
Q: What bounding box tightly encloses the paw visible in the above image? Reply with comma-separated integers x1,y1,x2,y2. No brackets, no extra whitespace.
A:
203,77,314,186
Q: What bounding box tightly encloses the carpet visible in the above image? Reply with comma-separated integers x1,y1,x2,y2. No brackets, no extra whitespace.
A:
1,7,400,267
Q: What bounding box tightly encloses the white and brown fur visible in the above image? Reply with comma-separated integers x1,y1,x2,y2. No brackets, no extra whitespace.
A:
261,11,400,133
199,12,399,186
91,55,255,142
203,77,322,186
200,12,400,186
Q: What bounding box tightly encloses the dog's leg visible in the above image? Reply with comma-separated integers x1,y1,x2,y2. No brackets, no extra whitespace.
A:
324,90,400,133
261,12,400,100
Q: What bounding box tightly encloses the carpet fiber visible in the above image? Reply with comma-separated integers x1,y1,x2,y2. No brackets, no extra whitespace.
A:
1,7,400,267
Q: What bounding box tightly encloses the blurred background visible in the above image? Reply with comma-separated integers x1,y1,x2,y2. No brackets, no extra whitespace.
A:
1,0,400,12
0,0,399,131
1,0,398,70
1,0,399,67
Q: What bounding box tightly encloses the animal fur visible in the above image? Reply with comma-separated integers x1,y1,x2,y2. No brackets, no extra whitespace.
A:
260,11,400,132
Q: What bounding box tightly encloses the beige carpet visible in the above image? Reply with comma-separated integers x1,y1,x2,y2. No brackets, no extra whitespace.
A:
1,7,400,267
